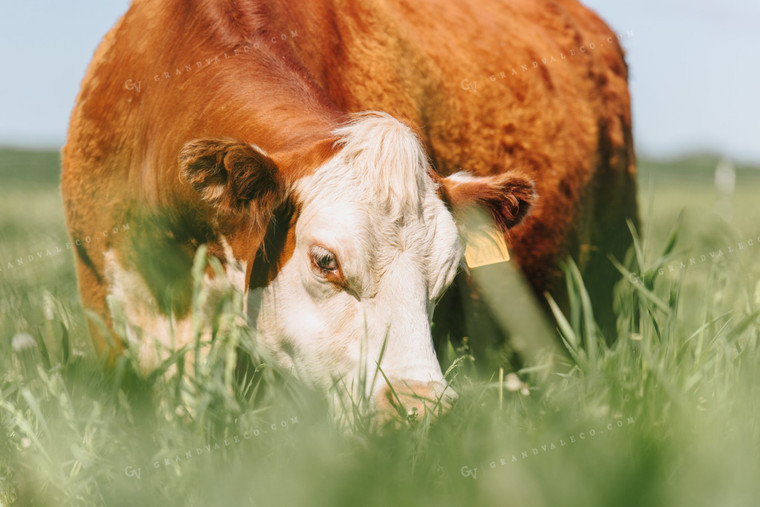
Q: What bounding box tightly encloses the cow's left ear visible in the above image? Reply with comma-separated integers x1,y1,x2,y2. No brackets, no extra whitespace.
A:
179,138,285,220
439,171,537,231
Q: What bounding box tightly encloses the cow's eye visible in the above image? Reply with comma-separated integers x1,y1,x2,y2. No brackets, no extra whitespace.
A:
310,245,339,273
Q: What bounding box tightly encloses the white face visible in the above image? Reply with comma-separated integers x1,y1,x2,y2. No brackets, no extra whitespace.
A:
248,114,463,413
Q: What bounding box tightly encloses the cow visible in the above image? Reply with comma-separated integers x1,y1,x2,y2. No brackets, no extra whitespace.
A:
61,0,636,419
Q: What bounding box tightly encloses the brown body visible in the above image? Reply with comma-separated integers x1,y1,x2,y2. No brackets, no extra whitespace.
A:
62,0,636,360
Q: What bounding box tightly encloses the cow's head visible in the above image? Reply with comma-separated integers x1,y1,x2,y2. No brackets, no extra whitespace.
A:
179,112,535,421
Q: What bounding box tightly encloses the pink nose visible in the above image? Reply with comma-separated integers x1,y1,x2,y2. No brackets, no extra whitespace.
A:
375,380,458,424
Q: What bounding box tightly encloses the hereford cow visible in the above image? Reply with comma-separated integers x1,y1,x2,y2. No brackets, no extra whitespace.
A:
62,0,636,417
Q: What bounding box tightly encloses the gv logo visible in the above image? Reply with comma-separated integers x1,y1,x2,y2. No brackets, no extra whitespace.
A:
460,466,478,479
124,79,142,93
460,79,478,93
124,466,141,479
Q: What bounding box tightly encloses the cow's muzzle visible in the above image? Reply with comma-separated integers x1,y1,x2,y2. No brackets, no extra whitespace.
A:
374,379,457,425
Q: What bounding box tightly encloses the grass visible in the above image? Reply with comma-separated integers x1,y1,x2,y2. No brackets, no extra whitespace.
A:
1,148,760,506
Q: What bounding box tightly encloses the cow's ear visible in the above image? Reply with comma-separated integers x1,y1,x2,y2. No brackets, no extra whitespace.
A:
440,171,537,231
179,138,285,218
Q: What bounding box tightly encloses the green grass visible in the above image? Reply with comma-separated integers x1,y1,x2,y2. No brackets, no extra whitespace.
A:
1,149,760,506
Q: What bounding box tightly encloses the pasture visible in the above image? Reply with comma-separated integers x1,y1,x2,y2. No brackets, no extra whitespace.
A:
1,148,759,506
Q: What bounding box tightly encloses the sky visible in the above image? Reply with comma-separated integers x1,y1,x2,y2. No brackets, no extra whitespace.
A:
0,0,758,163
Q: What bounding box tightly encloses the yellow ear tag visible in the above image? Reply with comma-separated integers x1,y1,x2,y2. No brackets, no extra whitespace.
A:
463,223,510,268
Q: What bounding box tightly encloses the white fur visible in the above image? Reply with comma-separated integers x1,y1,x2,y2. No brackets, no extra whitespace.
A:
252,112,463,407
220,236,248,300
202,184,226,202
104,237,247,374
444,171,480,183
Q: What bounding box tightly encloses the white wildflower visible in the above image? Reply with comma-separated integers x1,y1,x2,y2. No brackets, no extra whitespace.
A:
505,373,522,392
11,333,36,353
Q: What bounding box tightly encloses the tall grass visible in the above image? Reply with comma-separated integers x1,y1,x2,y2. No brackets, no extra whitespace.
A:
2,151,759,506
2,220,758,506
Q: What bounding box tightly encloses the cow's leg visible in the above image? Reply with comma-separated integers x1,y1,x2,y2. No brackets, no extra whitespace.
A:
579,153,638,342
432,271,528,376
72,247,123,363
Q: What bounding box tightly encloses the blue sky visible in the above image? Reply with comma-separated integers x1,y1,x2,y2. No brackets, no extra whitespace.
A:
1,0,758,163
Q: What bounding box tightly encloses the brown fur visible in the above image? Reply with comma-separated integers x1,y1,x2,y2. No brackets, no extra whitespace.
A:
62,0,636,359
179,138,285,222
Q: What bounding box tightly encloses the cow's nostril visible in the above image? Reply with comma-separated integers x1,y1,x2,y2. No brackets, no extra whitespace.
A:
375,380,457,423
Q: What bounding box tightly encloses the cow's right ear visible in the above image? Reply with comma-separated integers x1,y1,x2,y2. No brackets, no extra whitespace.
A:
179,138,285,220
